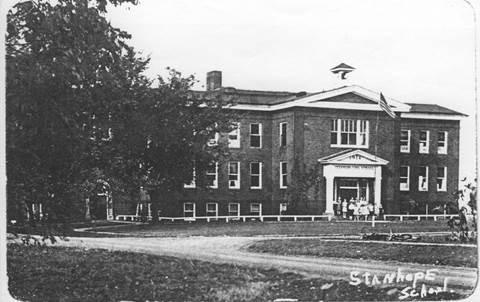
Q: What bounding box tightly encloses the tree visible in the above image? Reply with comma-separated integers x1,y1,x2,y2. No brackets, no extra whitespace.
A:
6,0,147,223
447,178,477,242
285,160,322,214
6,0,235,225
116,69,235,220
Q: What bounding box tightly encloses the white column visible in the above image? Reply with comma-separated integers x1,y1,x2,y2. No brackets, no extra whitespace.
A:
374,166,382,214
325,176,334,215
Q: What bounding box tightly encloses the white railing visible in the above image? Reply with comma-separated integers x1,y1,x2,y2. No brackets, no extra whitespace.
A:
384,214,459,221
114,214,334,222
116,214,152,221
158,214,333,222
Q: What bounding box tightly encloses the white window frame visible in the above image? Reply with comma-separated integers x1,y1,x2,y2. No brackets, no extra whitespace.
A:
280,161,287,189
418,166,429,191
228,203,240,216
279,122,287,147
250,203,262,215
279,202,288,215
228,122,240,148
437,167,447,192
400,129,411,153
228,161,240,189
399,166,410,191
331,119,369,148
249,123,262,148
419,130,430,154
206,162,218,189
184,166,196,189
207,125,219,147
250,162,262,189
206,202,218,217
183,202,196,218
437,131,448,154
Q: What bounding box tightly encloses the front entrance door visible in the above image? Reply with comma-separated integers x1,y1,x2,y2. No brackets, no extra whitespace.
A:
335,178,371,203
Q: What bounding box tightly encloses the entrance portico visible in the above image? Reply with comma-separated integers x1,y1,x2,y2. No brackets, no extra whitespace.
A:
318,149,389,215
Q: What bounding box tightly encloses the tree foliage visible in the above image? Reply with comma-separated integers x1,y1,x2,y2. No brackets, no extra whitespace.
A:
6,0,233,224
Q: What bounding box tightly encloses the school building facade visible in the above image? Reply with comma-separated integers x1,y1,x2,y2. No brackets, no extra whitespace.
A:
119,70,466,218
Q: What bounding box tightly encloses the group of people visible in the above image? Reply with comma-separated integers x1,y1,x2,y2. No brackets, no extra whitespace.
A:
338,197,379,221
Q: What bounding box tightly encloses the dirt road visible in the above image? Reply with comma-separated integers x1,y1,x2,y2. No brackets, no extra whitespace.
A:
55,236,477,293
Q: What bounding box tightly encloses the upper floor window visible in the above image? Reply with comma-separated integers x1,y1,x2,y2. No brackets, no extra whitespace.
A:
206,162,218,189
437,131,448,154
250,162,262,189
280,161,288,188
400,130,410,153
437,167,447,191
418,166,428,191
228,161,240,189
250,123,262,148
331,119,369,148
419,130,429,154
280,122,287,147
399,166,410,191
228,122,240,148
184,166,196,189
207,123,219,147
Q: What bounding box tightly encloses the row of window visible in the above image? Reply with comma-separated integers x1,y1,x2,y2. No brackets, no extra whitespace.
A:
183,202,289,217
400,130,448,154
225,122,288,148
216,120,450,154
229,119,369,150
399,166,447,192
183,202,263,217
185,162,288,189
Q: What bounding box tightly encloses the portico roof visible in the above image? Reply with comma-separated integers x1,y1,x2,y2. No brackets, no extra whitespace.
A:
318,149,389,166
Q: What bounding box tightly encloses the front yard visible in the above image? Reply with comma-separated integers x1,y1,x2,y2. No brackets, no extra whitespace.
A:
247,239,478,267
7,244,467,302
82,220,452,237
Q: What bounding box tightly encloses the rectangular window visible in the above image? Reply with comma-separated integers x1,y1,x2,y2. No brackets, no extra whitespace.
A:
206,162,218,189
279,203,288,214
437,131,448,154
330,119,338,145
280,161,287,188
418,166,429,191
331,119,369,148
206,202,218,217
183,202,195,217
228,162,240,189
400,130,411,153
280,122,287,147
399,166,410,191
184,166,196,189
250,123,262,148
228,122,240,148
250,162,262,189
228,203,240,216
419,130,429,154
437,167,447,191
207,123,219,147
250,203,262,215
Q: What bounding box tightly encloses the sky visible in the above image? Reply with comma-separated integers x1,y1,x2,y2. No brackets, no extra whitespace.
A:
106,0,477,180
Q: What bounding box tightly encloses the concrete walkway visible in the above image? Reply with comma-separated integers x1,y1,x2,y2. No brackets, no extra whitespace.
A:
54,236,477,293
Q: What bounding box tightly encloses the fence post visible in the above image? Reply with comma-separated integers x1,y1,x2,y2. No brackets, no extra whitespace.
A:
371,215,375,228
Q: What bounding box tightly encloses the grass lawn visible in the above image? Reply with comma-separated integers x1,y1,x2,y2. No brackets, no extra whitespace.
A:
83,220,452,237
247,239,478,267
7,244,467,302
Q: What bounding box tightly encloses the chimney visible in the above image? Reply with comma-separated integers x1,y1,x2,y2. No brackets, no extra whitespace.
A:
206,71,222,91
